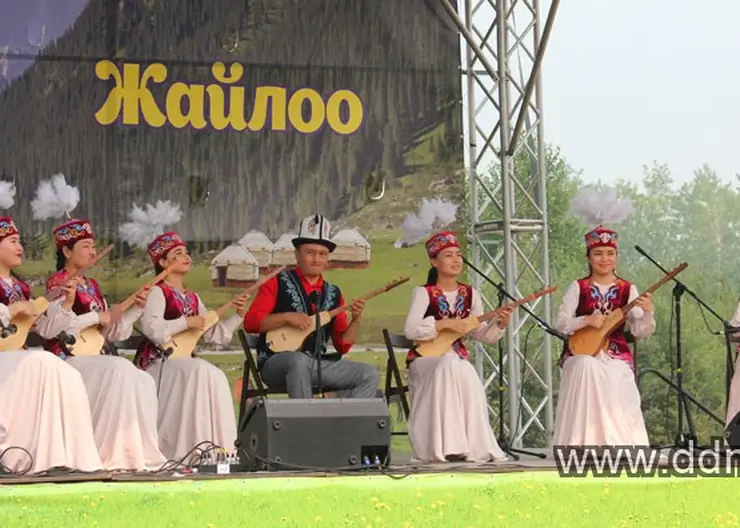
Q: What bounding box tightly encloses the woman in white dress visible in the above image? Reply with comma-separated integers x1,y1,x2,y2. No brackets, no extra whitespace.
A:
0,210,102,475
41,218,167,471
554,188,656,447
723,305,740,428
133,231,244,461
403,230,511,462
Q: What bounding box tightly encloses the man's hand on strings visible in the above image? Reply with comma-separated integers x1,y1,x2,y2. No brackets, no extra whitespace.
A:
349,299,366,320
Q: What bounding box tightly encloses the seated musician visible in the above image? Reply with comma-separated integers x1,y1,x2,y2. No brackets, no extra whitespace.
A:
554,191,655,447
135,231,244,461
403,230,511,462
0,210,102,474
243,214,380,398
44,218,166,471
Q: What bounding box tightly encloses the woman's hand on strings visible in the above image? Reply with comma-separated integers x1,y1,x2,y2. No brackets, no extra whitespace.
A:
232,293,249,317
584,313,605,328
134,286,152,309
99,305,123,328
60,280,77,311
9,300,38,319
634,292,653,313
496,306,514,329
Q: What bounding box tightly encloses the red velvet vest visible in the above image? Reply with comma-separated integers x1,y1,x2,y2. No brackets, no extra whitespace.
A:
0,275,31,305
0,276,32,350
560,277,633,368
43,270,106,359
134,282,200,370
407,283,473,364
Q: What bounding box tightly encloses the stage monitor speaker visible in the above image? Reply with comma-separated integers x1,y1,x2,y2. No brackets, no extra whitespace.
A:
726,411,740,448
237,397,391,471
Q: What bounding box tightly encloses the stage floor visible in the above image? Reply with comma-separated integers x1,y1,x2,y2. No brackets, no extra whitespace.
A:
0,449,557,486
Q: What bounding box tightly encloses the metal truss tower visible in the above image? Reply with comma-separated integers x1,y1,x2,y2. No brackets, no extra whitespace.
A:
440,0,560,448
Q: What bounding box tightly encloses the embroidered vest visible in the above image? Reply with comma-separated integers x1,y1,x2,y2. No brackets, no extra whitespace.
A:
256,269,341,369
134,282,200,370
560,277,633,368
0,275,30,305
1,276,31,348
43,270,106,359
407,283,473,364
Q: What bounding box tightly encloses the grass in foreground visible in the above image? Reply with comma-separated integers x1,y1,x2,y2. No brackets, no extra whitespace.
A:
1,472,738,527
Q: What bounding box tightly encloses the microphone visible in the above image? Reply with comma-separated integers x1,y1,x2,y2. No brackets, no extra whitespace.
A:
634,245,648,258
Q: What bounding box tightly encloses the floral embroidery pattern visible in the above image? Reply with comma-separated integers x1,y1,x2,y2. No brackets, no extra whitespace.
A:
1,279,25,304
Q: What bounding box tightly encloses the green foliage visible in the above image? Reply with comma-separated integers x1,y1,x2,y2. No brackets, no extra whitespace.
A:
500,149,739,447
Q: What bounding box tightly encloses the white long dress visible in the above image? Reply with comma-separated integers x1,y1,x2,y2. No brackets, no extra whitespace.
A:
58,304,166,471
553,280,656,447
139,286,240,461
0,293,102,475
403,286,508,463
723,303,740,427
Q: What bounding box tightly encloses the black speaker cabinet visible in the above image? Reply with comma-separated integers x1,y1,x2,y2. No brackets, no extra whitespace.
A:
237,397,391,471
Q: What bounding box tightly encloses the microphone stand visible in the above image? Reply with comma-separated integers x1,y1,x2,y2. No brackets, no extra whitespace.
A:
633,246,727,451
312,288,325,398
463,256,559,459
132,326,173,396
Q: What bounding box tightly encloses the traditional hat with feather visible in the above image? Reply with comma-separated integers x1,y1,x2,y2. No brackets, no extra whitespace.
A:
117,200,184,265
568,185,633,252
292,213,336,252
0,180,18,241
30,174,92,249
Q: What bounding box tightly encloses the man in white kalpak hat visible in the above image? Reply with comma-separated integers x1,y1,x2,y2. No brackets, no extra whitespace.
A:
244,214,380,398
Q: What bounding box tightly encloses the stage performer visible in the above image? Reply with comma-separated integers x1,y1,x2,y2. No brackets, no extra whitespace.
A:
553,186,656,447
243,213,379,399
0,184,102,475
125,204,243,460
402,229,511,462
722,306,740,427
31,175,166,472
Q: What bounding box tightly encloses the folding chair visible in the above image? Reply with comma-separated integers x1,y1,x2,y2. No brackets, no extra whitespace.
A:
381,329,411,434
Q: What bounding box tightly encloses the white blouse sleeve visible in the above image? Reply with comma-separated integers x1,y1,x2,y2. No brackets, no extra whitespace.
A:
469,288,504,344
104,305,144,343
0,303,9,327
199,295,240,346
140,286,189,345
626,284,656,338
32,299,78,339
555,281,588,336
403,287,438,341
